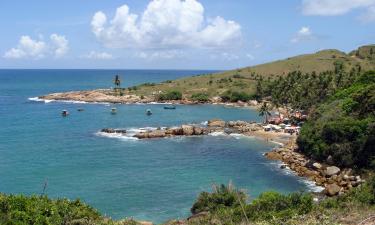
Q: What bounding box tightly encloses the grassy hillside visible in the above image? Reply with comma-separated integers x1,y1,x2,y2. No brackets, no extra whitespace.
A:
128,45,375,100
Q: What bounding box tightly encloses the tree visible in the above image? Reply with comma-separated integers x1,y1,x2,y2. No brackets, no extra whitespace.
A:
259,102,272,124
114,75,121,88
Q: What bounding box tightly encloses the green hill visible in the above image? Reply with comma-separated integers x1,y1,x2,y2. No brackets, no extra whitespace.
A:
129,45,375,100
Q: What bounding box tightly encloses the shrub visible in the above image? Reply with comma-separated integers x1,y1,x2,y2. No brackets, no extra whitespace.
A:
191,93,210,102
157,90,182,101
245,192,313,221
191,184,247,215
220,91,253,102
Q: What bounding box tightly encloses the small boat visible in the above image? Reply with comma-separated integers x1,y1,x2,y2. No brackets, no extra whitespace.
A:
62,110,69,117
77,108,84,112
146,109,152,116
111,108,117,114
164,105,176,110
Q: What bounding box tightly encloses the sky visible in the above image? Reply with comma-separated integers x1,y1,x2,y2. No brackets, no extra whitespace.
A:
0,0,374,70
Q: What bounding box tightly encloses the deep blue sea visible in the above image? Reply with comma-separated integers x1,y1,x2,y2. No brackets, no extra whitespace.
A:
0,69,314,223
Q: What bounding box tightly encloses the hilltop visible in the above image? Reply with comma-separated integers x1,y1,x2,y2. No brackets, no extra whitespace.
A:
129,45,375,99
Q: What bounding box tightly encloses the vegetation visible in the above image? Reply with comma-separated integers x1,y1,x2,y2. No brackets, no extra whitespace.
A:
297,71,375,169
157,90,182,101
168,177,375,225
253,65,363,110
258,102,272,123
220,90,253,102
191,93,210,102
0,194,140,225
128,45,375,99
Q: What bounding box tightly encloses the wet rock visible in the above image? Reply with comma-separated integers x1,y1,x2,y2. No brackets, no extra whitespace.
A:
325,166,340,176
134,132,148,139
101,128,126,134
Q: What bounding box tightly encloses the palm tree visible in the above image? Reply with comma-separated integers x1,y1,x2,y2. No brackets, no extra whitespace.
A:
114,75,121,88
259,102,272,124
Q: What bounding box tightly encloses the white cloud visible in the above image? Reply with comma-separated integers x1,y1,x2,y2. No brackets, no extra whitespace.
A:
50,34,69,58
302,0,375,16
91,0,242,49
3,34,69,59
82,51,114,60
360,6,375,22
246,53,255,60
135,50,184,60
291,26,314,43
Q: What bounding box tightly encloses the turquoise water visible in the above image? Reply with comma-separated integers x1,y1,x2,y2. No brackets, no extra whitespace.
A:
0,70,311,223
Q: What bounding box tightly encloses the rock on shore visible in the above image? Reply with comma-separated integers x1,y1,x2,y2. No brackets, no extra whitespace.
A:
265,141,365,196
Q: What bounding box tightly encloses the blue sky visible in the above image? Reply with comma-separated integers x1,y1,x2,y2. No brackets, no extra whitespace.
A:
0,0,374,70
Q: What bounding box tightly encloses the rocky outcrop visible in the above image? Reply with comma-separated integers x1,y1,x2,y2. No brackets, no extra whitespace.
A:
325,183,341,196
132,125,209,139
101,128,127,134
325,166,341,176
182,125,194,135
266,140,365,196
101,120,263,140
207,119,226,127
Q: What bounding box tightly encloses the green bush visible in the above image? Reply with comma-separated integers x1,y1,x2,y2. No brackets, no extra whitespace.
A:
191,93,210,102
245,192,313,221
191,184,247,215
220,91,253,102
157,90,182,101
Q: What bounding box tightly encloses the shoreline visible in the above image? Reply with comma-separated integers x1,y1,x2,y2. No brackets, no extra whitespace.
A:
36,89,261,109
34,92,362,197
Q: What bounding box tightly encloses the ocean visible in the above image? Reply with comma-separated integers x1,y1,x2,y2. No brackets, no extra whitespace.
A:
0,69,316,223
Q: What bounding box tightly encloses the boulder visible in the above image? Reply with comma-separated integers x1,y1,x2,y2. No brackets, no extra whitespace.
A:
265,151,282,161
207,119,226,127
134,132,148,139
147,130,166,138
172,127,184,135
101,128,127,134
325,166,341,176
312,162,322,170
182,125,194,135
193,126,204,135
325,183,341,196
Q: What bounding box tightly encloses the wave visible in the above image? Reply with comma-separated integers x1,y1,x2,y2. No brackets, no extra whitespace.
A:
273,162,325,192
95,131,139,141
28,97,54,103
28,97,112,105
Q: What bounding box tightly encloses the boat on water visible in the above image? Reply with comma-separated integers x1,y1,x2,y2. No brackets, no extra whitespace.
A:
164,105,176,110
62,110,69,117
77,108,84,112
111,108,117,114
146,109,152,116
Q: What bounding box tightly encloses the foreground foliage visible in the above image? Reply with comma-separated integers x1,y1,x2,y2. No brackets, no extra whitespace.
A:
0,194,139,225
174,177,375,225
